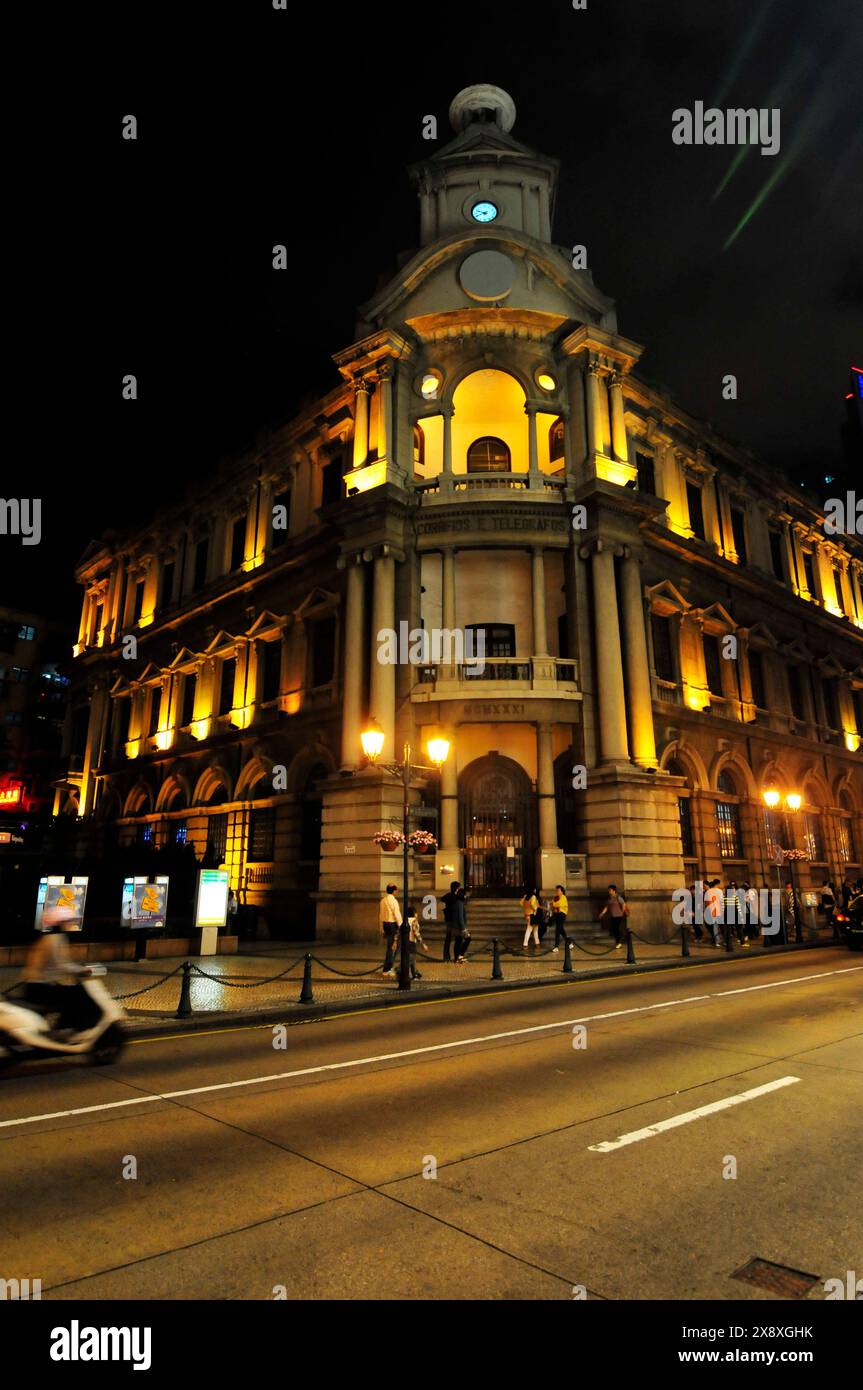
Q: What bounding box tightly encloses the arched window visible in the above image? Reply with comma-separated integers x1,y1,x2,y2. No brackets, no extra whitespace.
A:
413,424,425,470
549,417,565,462
467,436,510,474
717,769,738,796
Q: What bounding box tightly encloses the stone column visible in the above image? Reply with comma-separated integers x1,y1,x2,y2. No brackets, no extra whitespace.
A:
792,526,812,597
526,402,541,486
440,726,459,848
370,552,397,758
440,403,454,488
608,371,628,463
700,466,723,553
536,722,558,847
352,378,371,470
441,547,457,678
530,547,549,656
619,551,658,767
587,543,630,765
716,484,736,560
851,564,863,625
585,360,602,459
377,363,393,462
340,556,366,770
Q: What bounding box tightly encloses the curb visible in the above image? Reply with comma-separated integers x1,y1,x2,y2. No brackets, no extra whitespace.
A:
124,938,842,1039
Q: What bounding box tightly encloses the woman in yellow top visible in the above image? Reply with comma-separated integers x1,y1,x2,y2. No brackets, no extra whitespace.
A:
551,885,570,951
521,889,540,948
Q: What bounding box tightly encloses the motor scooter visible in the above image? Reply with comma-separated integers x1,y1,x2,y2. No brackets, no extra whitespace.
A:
0,965,127,1067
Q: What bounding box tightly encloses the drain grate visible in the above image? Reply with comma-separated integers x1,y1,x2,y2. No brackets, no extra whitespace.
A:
731,1257,820,1298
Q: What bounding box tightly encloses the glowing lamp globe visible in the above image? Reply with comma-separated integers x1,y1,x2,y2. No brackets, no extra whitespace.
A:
361,720,385,763
427,736,450,768
786,792,802,812
762,789,780,808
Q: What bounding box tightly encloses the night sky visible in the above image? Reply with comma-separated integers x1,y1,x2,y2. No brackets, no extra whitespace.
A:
7,0,861,622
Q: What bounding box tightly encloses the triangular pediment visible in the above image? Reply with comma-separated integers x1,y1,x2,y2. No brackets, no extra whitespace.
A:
645,580,689,614
295,588,338,619
745,622,779,649
136,661,163,685
247,610,286,638
697,602,736,630
204,630,239,655
167,646,198,671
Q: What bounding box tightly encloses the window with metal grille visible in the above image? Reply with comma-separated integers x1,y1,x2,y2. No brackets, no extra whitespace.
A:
804,813,825,862
218,658,236,715
248,807,275,862
193,537,209,590
271,490,291,546
181,673,196,728
260,640,282,703
748,649,767,709
802,550,816,598
230,516,246,572
787,665,806,720
635,452,655,495
174,822,187,846
678,796,695,857
137,823,153,848
651,614,675,682
838,817,855,863
715,801,742,858
467,436,510,473
310,616,336,687
207,813,228,863
703,634,724,696
464,623,515,658
730,508,748,564
686,482,706,540
764,809,789,857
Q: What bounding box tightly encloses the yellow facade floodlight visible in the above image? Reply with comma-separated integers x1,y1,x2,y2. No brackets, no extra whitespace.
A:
536,371,557,393
190,718,211,741
155,730,174,751
361,719,385,763
785,792,802,812
762,788,781,808
426,736,450,768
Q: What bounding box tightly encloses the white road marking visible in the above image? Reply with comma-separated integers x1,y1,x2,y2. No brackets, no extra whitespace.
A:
588,1075,801,1152
0,966,859,1131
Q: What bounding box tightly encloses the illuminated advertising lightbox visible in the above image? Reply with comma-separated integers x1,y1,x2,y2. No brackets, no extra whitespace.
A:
194,869,230,929
35,876,89,930
0,784,22,807
121,876,169,929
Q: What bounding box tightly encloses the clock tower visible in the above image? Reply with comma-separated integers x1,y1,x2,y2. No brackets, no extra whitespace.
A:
410,83,560,247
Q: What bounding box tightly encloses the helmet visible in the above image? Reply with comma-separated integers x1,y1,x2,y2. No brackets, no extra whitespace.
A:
42,905,81,931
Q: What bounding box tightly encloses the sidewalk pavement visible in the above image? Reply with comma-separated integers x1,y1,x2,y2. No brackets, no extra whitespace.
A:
1,926,839,1034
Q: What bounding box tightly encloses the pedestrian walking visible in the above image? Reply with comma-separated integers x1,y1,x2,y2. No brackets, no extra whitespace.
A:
782,880,797,939
453,887,471,963
551,885,569,951
742,881,758,946
521,888,540,948
441,880,461,962
819,880,835,930
703,879,724,946
406,901,431,979
599,884,629,949
536,892,550,943
379,883,402,976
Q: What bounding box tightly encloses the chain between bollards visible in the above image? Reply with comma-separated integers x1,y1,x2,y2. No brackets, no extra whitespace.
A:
176,961,193,1019
299,953,314,1004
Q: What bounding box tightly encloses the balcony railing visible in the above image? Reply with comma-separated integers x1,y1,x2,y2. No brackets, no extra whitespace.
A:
416,657,578,687
416,471,566,496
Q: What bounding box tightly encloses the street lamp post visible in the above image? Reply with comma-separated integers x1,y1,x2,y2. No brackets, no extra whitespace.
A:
762,788,803,944
361,721,450,991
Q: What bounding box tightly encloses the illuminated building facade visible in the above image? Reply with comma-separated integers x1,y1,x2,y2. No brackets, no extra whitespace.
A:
67,86,863,939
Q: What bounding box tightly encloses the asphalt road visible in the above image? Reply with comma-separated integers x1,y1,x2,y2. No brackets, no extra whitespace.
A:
1,946,860,1301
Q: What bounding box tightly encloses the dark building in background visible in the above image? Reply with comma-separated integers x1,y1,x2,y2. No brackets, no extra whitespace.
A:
0,607,73,848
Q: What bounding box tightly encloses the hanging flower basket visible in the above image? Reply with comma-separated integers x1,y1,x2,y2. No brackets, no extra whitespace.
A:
408,830,438,854
780,848,809,862
373,829,404,852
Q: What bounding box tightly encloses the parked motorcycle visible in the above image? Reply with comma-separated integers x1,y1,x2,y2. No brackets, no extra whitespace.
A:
0,965,127,1067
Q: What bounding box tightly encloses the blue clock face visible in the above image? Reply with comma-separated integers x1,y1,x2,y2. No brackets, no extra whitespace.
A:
471,200,499,224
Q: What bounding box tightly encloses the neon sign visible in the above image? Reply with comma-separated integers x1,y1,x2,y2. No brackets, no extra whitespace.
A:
0,785,22,807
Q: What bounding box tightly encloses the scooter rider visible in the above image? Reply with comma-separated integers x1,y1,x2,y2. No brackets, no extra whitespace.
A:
22,906,91,1035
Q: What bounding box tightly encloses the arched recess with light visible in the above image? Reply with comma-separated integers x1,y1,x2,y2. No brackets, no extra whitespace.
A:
834,782,860,873
451,368,527,476
660,742,707,877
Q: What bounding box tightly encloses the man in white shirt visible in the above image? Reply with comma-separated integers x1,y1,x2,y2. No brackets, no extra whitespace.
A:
379,884,402,976
704,879,725,946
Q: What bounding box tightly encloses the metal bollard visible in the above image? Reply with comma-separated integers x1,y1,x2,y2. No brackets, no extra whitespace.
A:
299,953,314,1004
681,924,690,957
794,916,803,945
724,921,734,953
563,937,574,974
176,961,193,1019
491,938,504,980
625,929,636,964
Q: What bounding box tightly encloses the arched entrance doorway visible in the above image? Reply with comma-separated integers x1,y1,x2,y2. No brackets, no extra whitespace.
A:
460,752,535,896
